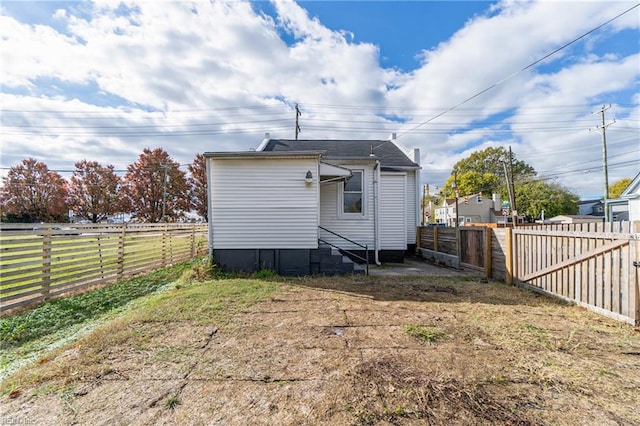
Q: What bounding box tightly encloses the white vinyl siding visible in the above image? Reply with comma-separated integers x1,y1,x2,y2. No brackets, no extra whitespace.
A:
629,199,640,222
319,165,375,250
209,158,318,249
379,173,407,250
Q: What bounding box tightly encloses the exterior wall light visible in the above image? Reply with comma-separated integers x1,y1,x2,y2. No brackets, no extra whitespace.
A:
305,170,313,184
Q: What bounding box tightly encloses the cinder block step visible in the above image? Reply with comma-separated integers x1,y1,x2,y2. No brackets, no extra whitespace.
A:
312,246,364,276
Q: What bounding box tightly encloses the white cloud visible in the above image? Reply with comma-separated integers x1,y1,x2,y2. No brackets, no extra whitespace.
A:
1,0,638,197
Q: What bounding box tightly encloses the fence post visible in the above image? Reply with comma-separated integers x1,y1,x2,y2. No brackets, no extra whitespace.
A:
505,227,513,285
41,227,52,298
117,223,126,280
191,224,196,257
433,227,439,252
97,235,104,279
162,224,168,266
484,227,492,280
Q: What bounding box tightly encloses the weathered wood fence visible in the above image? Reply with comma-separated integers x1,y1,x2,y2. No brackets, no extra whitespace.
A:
418,222,640,325
0,223,208,313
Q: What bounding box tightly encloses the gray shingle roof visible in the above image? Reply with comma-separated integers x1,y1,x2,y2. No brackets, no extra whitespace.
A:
261,139,419,168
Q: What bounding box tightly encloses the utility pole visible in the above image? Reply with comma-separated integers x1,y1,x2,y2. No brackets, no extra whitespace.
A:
503,157,516,228
295,104,301,140
590,104,615,222
422,184,428,226
508,146,517,227
453,170,459,228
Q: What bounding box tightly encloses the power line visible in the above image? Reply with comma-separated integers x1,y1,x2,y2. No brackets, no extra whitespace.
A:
395,2,640,139
4,102,638,118
534,149,638,173
0,104,292,114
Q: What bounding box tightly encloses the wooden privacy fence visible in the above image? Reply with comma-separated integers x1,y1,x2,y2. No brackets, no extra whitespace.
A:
0,223,208,313
417,222,640,325
418,226,458,255
510,222,639,325
417,226,489,272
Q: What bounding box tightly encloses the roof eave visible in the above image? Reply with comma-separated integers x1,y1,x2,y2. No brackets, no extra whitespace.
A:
204,151,324,159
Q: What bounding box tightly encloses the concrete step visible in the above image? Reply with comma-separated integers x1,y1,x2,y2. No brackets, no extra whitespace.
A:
311,246,364,276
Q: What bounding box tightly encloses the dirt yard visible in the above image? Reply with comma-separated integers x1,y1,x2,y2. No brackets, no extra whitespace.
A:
1,269,639,425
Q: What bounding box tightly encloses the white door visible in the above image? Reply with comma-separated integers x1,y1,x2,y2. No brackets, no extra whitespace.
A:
379,173,407,250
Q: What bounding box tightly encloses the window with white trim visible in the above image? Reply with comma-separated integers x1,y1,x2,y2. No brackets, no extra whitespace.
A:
342,170,363,215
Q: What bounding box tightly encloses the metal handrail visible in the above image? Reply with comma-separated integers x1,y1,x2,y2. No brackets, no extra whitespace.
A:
318,226,369,275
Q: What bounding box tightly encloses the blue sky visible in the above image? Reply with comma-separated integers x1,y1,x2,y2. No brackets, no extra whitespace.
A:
1,0,639,199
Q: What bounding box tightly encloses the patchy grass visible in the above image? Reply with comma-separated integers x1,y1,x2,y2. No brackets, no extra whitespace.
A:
348,357,543,425
1,271,638,425
165,394,181,410
403,323,443,343
0,261,198,380
0,273,280,395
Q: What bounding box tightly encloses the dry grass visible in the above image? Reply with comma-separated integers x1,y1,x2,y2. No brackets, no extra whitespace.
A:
1,272,639,425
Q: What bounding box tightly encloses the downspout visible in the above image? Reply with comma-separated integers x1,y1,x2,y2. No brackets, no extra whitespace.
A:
316,158,321,248
373,160,381,265
414,148,421,248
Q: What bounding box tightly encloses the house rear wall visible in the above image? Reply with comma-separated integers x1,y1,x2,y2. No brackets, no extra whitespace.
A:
319,165,375,250
209,157,319,249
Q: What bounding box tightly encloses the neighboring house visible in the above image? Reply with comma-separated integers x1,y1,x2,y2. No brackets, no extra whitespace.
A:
205,135,421,275
581,199,628,221
548,215,604,224
434,198,456,226
616,172,640,222
578,199,602,216
434,193,504,226
589,201,606,217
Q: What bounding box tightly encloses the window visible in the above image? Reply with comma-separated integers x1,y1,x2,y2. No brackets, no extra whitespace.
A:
343,170,363,214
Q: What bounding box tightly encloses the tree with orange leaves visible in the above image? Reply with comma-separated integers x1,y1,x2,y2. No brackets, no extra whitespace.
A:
0,158,69,223
67,160,124,223
187,153,208,221
123,148,190,222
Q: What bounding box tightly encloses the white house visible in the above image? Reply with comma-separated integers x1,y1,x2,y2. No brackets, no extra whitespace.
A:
205,135,421,275
435,198,456,226
617,172,640,222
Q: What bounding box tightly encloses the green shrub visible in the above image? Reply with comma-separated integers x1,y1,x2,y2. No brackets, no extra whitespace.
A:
179,257,215,283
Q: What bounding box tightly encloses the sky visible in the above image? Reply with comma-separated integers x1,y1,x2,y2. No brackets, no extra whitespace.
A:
1,0,639,200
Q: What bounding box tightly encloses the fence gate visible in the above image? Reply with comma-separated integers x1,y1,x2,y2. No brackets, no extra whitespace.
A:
459,227,486,272
512,224,639,325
